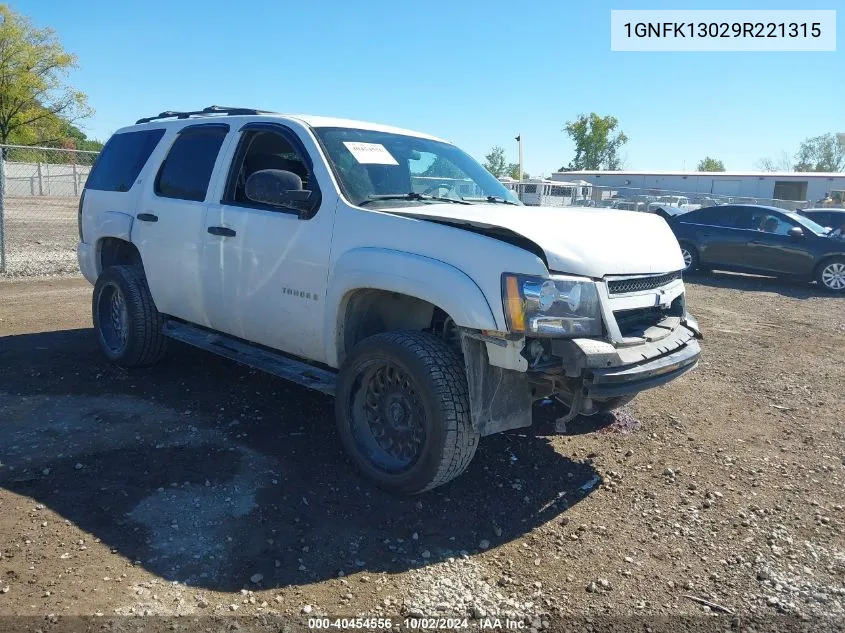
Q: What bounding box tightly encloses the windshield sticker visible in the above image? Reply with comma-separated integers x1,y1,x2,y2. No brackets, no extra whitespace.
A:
342,142,399,166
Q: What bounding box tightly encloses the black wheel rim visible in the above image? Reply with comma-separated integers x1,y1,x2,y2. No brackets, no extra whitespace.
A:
349,361,427,474
97,282,128,355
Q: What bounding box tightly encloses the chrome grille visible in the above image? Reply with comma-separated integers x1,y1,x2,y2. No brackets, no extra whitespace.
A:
607,271,682,295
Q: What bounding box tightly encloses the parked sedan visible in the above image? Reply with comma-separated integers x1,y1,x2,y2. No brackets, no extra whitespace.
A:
799,208,845,232
667,204,845,292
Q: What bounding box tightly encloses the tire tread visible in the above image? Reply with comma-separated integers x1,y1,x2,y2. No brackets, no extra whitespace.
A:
338,330,479,493
93,265,167,367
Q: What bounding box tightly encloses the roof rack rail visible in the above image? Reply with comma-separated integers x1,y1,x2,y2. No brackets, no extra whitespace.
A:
135,105,275,125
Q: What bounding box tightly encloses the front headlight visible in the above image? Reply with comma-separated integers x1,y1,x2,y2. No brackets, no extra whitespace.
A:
502,273,602,337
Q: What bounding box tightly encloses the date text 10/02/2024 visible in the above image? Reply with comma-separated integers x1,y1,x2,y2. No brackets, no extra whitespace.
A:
307,617,529,629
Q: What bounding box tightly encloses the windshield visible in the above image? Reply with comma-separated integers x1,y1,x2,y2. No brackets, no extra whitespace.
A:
783,211,829,235
312,127,522,208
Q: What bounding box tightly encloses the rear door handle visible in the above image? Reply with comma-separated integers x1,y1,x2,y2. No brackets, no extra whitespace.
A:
207,226,236,237
137,213,158,222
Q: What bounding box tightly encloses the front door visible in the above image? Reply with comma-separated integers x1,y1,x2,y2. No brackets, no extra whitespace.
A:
200,124,337,363
133,124,230,326
744,210,816,275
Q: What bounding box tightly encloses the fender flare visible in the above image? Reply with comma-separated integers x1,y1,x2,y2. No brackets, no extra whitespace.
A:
94,211,134,243
324,248,499,367
82,211,136,278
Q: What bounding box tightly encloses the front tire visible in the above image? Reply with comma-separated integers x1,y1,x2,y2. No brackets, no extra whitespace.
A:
679,243,700,274
817,257,845,293
335,331,479,494
92,265,167,367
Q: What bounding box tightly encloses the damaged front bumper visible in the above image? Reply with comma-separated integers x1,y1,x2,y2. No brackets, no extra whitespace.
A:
459,315,702,436
582,335,700,398
549,315,701,399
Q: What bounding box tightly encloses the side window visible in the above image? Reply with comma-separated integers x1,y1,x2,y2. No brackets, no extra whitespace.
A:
751,212,794,235
223,130,312,208
155,127,228,202
85,128,165,192
682,206,727,226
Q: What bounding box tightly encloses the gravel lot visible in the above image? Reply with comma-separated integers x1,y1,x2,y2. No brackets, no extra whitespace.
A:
0,273,843,632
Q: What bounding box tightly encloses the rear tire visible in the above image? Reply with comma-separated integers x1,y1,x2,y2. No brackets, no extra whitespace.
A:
92,265,167,367
816,257,845,293
335,331,479,494
679,243,700,274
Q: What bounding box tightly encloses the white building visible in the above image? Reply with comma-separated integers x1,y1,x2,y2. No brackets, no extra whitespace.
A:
550,170,845,206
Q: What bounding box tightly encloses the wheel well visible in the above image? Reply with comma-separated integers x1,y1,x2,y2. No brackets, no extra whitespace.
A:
814,254,845,276
98,238,142,272
339,289,457,364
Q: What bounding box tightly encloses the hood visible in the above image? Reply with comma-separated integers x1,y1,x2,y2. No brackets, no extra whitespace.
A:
387,203,685,277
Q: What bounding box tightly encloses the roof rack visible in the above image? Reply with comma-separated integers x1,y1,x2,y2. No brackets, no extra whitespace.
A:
135,105,276,125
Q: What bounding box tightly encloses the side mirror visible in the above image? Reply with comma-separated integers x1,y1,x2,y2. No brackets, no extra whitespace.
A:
245,169,312,208
788,226,804,239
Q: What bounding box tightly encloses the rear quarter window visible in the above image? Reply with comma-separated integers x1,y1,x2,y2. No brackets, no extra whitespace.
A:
85,129,166,192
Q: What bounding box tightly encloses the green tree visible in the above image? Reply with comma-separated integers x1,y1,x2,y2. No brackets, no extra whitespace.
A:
696,156,726,172
562,113,627,171
0,4,93,147
793,133,845,172
483,146,507,177
62,122,103,152
506,163,528,180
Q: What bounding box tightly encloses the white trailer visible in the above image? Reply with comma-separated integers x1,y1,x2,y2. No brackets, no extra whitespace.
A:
499,178,592,207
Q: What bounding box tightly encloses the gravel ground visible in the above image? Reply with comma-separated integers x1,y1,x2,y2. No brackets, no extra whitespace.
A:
0,273,843,633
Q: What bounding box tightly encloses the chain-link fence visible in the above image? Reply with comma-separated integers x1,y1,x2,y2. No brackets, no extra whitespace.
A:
0,144,98,277
566,185,825,212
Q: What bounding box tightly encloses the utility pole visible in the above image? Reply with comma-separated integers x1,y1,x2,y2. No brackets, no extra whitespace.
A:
515,134,523,182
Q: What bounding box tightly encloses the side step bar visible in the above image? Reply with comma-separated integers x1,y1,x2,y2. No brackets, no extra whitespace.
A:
162,320,337,396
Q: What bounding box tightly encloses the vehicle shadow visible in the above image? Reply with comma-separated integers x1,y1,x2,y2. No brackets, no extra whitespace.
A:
685,270,828,299
0,329,601,592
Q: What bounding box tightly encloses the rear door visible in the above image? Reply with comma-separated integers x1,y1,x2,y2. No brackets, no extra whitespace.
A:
676,206,749,266
133,123,231,325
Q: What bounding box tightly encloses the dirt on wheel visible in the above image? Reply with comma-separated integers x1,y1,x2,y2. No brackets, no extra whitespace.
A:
0,273,843,632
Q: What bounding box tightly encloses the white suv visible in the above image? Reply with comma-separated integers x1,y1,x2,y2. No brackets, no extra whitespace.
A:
78,106,702,494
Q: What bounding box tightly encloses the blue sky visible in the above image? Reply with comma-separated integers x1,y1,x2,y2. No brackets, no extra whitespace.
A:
15,0,843,176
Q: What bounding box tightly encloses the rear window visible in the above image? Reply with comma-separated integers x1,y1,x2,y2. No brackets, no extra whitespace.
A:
154,127,228,202
85,129,165,192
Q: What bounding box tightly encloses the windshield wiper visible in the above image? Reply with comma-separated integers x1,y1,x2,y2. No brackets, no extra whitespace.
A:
359,193,471,206
462,196,519,205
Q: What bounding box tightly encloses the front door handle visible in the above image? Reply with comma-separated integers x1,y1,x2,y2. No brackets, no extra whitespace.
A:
207,226,236,237
137,213,158,222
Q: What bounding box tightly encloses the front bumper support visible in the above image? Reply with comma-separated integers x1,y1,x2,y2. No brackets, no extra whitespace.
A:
584,338,700,398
